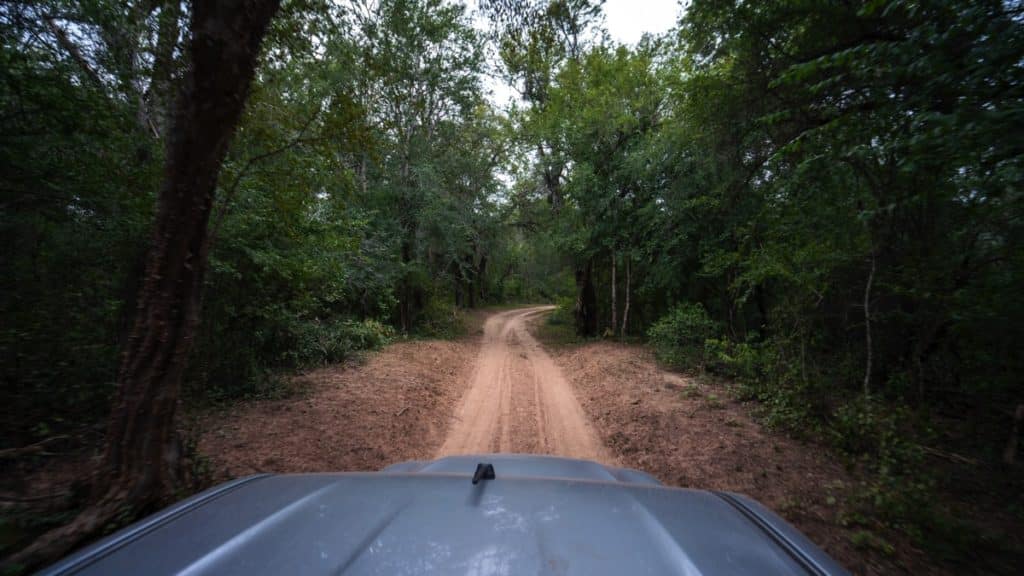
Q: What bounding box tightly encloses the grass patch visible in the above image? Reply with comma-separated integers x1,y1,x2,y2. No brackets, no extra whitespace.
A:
680,384,702,399
531,304,582,349
705,392,725,410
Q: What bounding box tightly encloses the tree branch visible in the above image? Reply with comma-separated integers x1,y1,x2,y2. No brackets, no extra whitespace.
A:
207,109,323,247
45,18,104,89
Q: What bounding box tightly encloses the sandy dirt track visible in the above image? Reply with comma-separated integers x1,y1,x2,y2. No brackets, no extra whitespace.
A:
436,306,610,462
189,306,965,575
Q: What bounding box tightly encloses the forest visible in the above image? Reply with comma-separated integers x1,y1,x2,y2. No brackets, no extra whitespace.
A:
2,0,1023,572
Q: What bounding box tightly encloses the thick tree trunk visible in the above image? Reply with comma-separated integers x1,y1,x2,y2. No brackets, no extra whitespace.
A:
621,256,630,338
6,1,280,570
574,259,597,337
537,144,563,212
754,284,769,336
610,251,617,335
451,260,463,307
477,254,488,302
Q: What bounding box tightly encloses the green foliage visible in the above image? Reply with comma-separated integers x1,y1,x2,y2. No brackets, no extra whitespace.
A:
831,398,915,460
648,303,719,370
704,338,765,383
1,0,514,444
546,296,576,326
4,0,1023,570
413,292,465,339
0,0,162,444
533,297,581,348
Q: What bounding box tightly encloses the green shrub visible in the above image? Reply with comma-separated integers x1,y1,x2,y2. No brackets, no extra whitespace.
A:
704,337,766,382
830,397,927,469
546,295,575,326
648,303,720,370
755,384,817,432
279,317,394,367
704,335,822,432
189,316,393,402
414,295,465,338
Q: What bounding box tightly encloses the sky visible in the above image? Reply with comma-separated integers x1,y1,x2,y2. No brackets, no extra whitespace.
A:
603,0,681,45
479,0,682,107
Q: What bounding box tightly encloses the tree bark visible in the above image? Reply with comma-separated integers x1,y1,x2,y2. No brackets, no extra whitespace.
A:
6,1,280,570
574,259,597,337
477,253,488,302
147,0,183,137
754,284,769,336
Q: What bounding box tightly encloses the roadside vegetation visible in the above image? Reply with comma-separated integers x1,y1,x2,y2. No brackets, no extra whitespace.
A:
496,1,1024,570
1,0,1022,573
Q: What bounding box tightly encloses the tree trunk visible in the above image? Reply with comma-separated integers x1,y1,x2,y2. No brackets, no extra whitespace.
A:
397,132,418,330
360,152,368,196
451,260,463,307
6,1,280,569
477,253,488,302
621,256,630,338
148,0,183,137
610,251,617,335
754,284,769,336
863,248,876,397
1004,405,1024,465
399,233,414,330
574,259,597,337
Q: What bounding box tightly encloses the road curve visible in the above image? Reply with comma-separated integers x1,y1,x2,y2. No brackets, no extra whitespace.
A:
436,306,611,463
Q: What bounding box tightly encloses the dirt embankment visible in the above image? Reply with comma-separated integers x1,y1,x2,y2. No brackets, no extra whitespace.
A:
552,340,943,576
197,338,476,478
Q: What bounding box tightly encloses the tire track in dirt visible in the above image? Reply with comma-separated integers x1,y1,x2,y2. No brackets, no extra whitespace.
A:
437,306,610,462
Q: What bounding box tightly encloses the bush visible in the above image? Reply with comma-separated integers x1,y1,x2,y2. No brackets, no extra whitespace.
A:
282,317,394,367
188,316,393,402
546,295,576,326
414,295,465,338
704,337,766,382
648,303,720,370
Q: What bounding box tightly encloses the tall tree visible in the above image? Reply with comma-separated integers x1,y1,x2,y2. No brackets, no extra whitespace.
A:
483,0,606,335
7,0,281,569
356,0,486,329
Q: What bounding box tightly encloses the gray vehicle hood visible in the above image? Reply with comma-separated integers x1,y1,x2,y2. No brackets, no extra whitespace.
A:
41,454,848,576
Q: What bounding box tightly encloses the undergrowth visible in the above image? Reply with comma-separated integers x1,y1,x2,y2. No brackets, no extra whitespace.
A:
648,313,1024,573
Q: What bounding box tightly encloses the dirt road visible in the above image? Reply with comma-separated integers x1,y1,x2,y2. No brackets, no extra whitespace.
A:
193,306,943,574
436,306,610,462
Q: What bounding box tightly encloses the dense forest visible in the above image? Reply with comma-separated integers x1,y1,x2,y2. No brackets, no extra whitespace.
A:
2,0,1022,571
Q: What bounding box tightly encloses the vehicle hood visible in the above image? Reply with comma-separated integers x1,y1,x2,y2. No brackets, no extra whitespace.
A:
42,455,847,576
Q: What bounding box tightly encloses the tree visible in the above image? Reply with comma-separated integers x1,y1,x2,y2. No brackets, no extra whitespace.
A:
350,0,494,328
483,0,607,335
7,0,281,569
